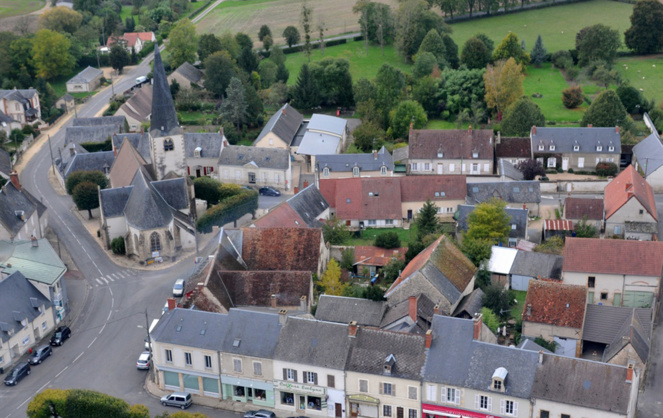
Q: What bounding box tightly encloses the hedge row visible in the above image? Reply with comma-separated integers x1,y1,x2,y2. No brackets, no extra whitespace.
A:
282,37,352,55
197,189,259,233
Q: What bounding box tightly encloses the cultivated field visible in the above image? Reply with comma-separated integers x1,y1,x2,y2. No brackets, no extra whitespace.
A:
0,0,43,18
195,0,398,44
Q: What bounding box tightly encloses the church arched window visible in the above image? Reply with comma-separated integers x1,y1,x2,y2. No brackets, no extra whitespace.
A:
164,138,174,151
150,232,162,252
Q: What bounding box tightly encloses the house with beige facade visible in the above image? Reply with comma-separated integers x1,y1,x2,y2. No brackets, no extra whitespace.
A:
115,85,152,132
0,172,47,241
531,126,621,171
218,146,291,191
563,197,603,231
604,165,658,240
66,66,103,93
562,238,663,308
408,128,494,176
315,147,395,182
185,132,227,179
167,62,204,89
0,88,41,125
253,103,304,151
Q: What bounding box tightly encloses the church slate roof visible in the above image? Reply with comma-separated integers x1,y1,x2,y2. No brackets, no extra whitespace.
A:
112,133,152,163
151,177,189,210
124,169,174,229
63,151,115,179
183,133,225,158
99,187,133,217
65,125,119,146
150,45,180,137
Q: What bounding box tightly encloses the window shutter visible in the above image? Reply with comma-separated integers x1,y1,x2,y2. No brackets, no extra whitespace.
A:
475,394,480,409
455,389,460,405
426,385,436,402
313,373,318,385
513,402,518,416
327,375,335,388
283,369,287,380
293,370,297,382
392,385,396,397
379,382,384,395
440,386,446,402
500,400,505,415
487,397,492,412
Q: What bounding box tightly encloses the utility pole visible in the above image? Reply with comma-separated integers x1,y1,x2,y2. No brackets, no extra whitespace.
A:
47,135,55,176
144,308,158,385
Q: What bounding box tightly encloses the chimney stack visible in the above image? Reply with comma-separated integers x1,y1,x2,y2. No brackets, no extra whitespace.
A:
473,313,482,340
588,124,593,128
409,296,417,322
425,329,432,349
523,203,526,210
9,171,20,191
496,131,501,144
300,295,308,312
526,304,532,317
532,126,536,135
626,364,634,383
282,106,286,116
373,149,378,160
349,320,358,337
278,309,288,325
31,235,38,247
167,298,176,310
468,125,472,134
409,118,414,142
433,304,440,316
616,126,620,134
538,350,544,365
271,294,277,309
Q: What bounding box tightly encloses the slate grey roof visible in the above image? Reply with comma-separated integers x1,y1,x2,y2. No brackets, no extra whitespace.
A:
99,186,133,217
150,308,228,350
583,304,652,344
73,116,127,132
498,159,524,180
183,133,224,159
531,127,621,154
67,66,103,84
219,145,289,170
220,309,282,358
510,251,563,279
517,338,553,353
291,122,308,147
316,146,394,172
0,149,11,176
424,315,539,399
315,295,386,327
0,182,42,235
346,327,426,380
457,204,528,240
112,133,152,163
531,354,632,414
602,308,651,364
286,184,329,227
632,132,663,176
150,45,180,137
254,103,304,146
124,169,173,229
63,151,115,179
392,145,408,162
452,288,485,318
466,181,541,205
0,271,50,343
380,294,436,334
307,114,347,137
65,125,119,146
273,317,353,370
173,62,204,85
151,177,189,210
0,110,15,124
0,89,38,102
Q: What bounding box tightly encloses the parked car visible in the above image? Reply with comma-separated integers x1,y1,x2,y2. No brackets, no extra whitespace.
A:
259,186,281,197
160,392,192,409
172,279,185,297
29,345,53,365
4,362,30,386
136,351,151,370
50,325,71,346
244,410,276,418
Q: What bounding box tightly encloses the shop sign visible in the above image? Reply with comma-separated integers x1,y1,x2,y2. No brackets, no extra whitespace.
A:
273,380,326,395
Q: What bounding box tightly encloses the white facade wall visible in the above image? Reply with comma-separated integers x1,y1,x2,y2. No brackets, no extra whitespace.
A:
563,271,660,307
0,211,42,241
605,198,657,238
0,306,55,371
346,370,421,418
410,159,493,176
423,382,530,418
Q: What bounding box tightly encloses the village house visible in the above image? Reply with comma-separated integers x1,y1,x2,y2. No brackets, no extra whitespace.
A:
531,126,621,171
408,128,494,175
315,147,395,182
252,103,304,152
115,84,152,132
218,145,291,191
66,66,103,93
563,197,604,231
466,181,541,216
107,32,156,53
0,172,47,241
185,132,227,179
562,237,663,308
495,135,532,166
296,114,348,171
604,165,658,240
167,62,205,89
0,88,41,125
632,123,663,192
252,184,330,229
509,251,563,291
0,110,22,137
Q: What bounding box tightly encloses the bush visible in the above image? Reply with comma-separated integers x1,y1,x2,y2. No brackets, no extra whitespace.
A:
562,86,583,109
565,66,580,81
596,162,618,177
193,176,222,206
551,50,573,68
568,168,574,173
111,237,126,255
534,336,557,352
482,284,513,319
481,307,500,333
197,190,258,233
374,231,401,249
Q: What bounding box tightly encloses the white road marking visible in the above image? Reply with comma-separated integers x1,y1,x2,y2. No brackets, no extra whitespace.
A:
37,382,50,393
112,274,119,280
73,352,84,363
88,337,97,348
117,271,126,278
55,366,68,378
106,275,114,282
96,278,103,285
101,277,108,284
16,397,31,410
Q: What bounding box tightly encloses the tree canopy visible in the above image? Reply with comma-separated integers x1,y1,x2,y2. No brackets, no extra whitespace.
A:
72,181,100,219
389,100,428,139
492,32,530,67
461,36,492,69
625,0,663,54
530,35,547,66
320,259,347,296
32,29,75,79
38,6,83,34
483,57,524,117
576,24,621,65
415,199,439,239
500,97,545,137
581,89,628,127
167,19,198,69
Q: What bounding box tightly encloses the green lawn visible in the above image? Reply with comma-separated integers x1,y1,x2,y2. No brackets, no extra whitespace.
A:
426,119,470,129
449,0,632,54
0,0,43,18
524,63,587,123
510,290,527,323
346,227,419,247
284,40,411,85
615,56,663,103
120,6,134,21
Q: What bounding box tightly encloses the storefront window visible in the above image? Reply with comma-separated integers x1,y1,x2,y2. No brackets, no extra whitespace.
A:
307,396,322,410
254,389,266,401
234,386,245,397
281,391,294,405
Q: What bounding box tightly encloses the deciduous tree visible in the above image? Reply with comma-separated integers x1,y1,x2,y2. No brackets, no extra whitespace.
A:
197,33,222,62
258,24,272,42
220,77,248,131
283,25,301,48
461,36,492,69
389,100,428,140
193,176,222,206
466,198,510,244
413,52,438,78
203,51,238,99
395,0,430,62
72,181,100,219
483,57,524,117
38,6,83,34
575,216,597,238
516,159,546,180
32,29,75,79
65,170,107,194
576,24,621,66
322,215,350,245
109,44,130,74
167,19,197,69
417,29,447,67
562,86,583,109
500,97,545,137
625,0,663,54
300,0,313,61
320,259,346,296
492,32,530,67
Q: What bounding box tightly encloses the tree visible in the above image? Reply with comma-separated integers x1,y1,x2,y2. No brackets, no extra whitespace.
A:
375,231,401,249
193,176,221,206
461,36,492,69
262,34,273,52
322,215,350,244
625,0,663,54
492,32,530,67
218,183,242,202
576,24,621,66
475,268,491,290
111,236,126,254
300,0,313,61
32,29,75,79
616,85,646,114
440,68,486,116
534,235,564,255
320,259,346,295
596,161,618,177
475,33,495,53
203,51,238,98
340,247,355,271
270,46,286,67
413,52,438,78
375,63,406,127
65,170,107,195
237,47,259,74
575,216,597,238
125,16,136,32
417,29,447,66
500,97,545,137
405,240,426,263
483,57,524,117
516,159,546,180
283,25,301,48
309,58,354,107
220,78,247,131
562,86,584,109
353,1,396,48
317,19,327,56
530,35,547,66
167,19,198,69
38,6,83,34
389,100,428,139
109,44,130,74
581,89,628,127
383,258,406,283
442,34,459,69
276,64,289,84
352,120,385,152
415,199,439,239
72,181,99,219
292,63,320,109
258,60,278,88
482,284,513,319
258,24,272,42
395,0,431,62
466,198,510,244
198,33,222,62
436,0,464,21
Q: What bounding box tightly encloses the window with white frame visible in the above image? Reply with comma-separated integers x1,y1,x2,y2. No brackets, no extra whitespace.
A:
22,335,30,345
304,371,318,384
501,400,518,416
426,385,436,401
445,387,460,404
477,395,492,411
538,144,544,151
549,145,555,151
382,382,393,395
449,163,455,172
233,358,242,372
408,386,417,400
609,146,615,152
472,151,479,158
472,163,479,173
323,167,330,177
205,355,212,369
383,405,392,417
437,152,443,158
511,224,516,230
194,147,201,158
185,352,192,366
359,379,368,393
424,163,431,171
578,157,585,168
165,349,173,363
368,219,376,226
386,219,394,225
253,362,262,376
596,145,603,151
573,145,580,151
275,173,281,184
286,368,296,381
42,321,47,330
353,166,360,177
547,157,556,168
411,163,418,171
381,166,387,175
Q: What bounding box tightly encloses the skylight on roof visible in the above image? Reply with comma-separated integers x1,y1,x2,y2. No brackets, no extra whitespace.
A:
233,338,241,347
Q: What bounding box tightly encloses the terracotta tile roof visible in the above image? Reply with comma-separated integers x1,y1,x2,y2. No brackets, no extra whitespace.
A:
241,227,322,272
360,178,402,220
400,175,467,202
354,246,407,267
523,281,587,328
495,137,532,159
563,237,663,276
544,219,573,231
389,236,443,292
409,129,494,160
209,270,311,307
320,178,364,220
137,32,154,42
253,203,307,228
564,198,603,221
604,165,657,221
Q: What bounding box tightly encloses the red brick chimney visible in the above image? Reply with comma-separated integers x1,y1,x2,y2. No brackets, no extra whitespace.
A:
409,296,417,322
271,294,277,308
433,304,440,316
473,313,483,340
425,329,432,349
167,298,176,310
532,126,536,135
9,171,20,191
626,364,634,383
588,124,593,128
373,149,378,160
468,125,472,134
616,126,620,134
349,320,358,337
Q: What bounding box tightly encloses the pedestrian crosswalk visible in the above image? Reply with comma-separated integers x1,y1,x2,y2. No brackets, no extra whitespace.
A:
92,269,139,286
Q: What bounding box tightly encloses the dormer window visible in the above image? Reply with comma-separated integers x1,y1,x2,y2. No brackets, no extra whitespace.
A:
164,138,174,151
492,367,507,392
323,167,330,177
549,145,555,151
353,166,360,177
573,145,580,151
596,145,603,152
194,146,202,158
384,354,395,375
538,144,544,151
437,152,443,158
608,145,615,152
472,151,479,158
381,166,387,175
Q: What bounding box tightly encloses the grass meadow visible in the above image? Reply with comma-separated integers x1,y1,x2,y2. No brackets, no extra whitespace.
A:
0,0,43,18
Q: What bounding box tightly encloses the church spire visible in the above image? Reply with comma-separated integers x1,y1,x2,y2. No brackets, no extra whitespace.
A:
150,44,180,137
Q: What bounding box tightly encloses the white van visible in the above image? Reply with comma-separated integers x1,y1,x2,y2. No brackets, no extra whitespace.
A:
135,76,148,86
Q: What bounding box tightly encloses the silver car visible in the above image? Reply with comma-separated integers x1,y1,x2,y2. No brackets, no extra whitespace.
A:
136,351,151,370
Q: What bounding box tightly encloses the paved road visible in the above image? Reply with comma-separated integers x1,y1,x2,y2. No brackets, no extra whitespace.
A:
0,56,239,417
